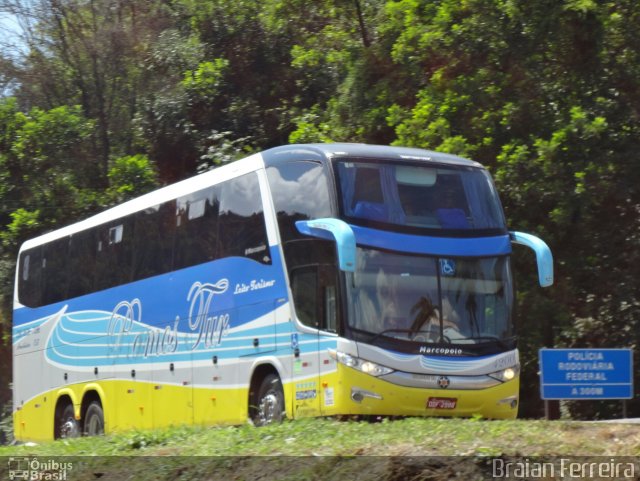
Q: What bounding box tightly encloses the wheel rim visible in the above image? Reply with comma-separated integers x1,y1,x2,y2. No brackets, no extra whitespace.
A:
60,416,80,438
257,391,281,425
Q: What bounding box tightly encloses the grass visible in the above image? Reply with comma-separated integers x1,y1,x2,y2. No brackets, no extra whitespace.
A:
1,416,638,457
0,418,637,480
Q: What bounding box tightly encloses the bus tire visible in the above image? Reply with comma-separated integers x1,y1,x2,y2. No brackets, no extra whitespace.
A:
56,403,80,439
251,374,284,426
83,401,104,436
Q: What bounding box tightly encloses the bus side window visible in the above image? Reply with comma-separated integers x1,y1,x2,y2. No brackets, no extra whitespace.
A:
289,262,340,332
18,247,42,307
95,218,134,291
68,230,96,299
42,237,70,305
218,173,270,264
291,267,318,328
132,200,176,280
174,186,218,270
266,161,333,243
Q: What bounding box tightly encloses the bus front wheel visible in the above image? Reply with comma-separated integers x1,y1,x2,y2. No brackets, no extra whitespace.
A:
251,374,284,426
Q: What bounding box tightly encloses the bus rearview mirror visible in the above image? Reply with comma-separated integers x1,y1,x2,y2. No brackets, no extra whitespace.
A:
295,218,356,272
509,231,554,287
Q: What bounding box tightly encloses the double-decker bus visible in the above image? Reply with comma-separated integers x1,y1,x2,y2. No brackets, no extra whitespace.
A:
12,143,552,441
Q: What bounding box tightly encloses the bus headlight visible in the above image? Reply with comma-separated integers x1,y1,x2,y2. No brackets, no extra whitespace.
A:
328,350,393,377
488,364,520,382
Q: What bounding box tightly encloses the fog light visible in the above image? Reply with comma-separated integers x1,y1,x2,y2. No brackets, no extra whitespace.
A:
351,388,383,403
497,395,518,409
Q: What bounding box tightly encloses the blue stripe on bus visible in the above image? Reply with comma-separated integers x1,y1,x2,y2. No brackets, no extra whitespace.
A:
350,225,512,257
43,320,334,367
14,247,299,366
46,327,294,366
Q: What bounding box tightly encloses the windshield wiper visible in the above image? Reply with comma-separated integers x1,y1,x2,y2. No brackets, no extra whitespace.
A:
368,328,414,343
368,328,442,343
467,335,515,348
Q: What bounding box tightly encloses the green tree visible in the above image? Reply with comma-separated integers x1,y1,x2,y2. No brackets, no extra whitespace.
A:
381,0,640,418
106,154,159,204
3,0,175,178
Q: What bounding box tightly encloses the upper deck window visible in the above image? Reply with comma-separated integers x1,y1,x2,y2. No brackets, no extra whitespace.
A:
335,160,506,235
17,172,270,308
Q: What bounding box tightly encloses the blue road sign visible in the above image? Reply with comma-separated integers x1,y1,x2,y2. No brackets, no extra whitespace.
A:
539,348,633,400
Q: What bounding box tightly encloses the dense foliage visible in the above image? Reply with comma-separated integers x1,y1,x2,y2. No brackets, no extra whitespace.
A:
0,0,638,420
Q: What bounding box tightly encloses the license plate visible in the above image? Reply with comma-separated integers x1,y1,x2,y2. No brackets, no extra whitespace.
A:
427,397,457,409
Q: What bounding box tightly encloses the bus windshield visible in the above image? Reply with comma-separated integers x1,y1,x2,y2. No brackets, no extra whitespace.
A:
347,248,514,345
335,160,506,233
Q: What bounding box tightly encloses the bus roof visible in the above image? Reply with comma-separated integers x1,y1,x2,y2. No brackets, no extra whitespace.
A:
262,143,483,168
18,144,483,252
18,152,265,252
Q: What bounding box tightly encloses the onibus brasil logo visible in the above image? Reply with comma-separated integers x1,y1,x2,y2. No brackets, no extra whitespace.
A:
7,457,73,480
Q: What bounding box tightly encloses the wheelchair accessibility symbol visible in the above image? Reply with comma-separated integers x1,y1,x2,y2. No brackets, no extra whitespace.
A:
440,259,456,277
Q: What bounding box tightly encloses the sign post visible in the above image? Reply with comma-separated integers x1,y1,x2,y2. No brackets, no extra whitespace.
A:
539,348,633,418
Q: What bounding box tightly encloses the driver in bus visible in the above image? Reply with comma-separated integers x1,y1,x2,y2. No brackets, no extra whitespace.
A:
410,296,464,341
376,268,406,331
430,297,465,341
354,266,406,333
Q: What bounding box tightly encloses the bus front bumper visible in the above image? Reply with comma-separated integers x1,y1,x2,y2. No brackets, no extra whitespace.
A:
323,363,520,420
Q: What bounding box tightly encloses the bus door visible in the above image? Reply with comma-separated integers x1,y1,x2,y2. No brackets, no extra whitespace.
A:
317,265,340,415
290,266,321,417
289,264,340,417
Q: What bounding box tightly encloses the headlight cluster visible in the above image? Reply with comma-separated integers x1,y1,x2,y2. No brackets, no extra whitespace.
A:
328,349,394,377
488,364,520,382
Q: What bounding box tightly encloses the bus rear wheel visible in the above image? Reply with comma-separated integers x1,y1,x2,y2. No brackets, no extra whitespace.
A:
56,403,80,439
251,374,284,426
83,401,104,436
